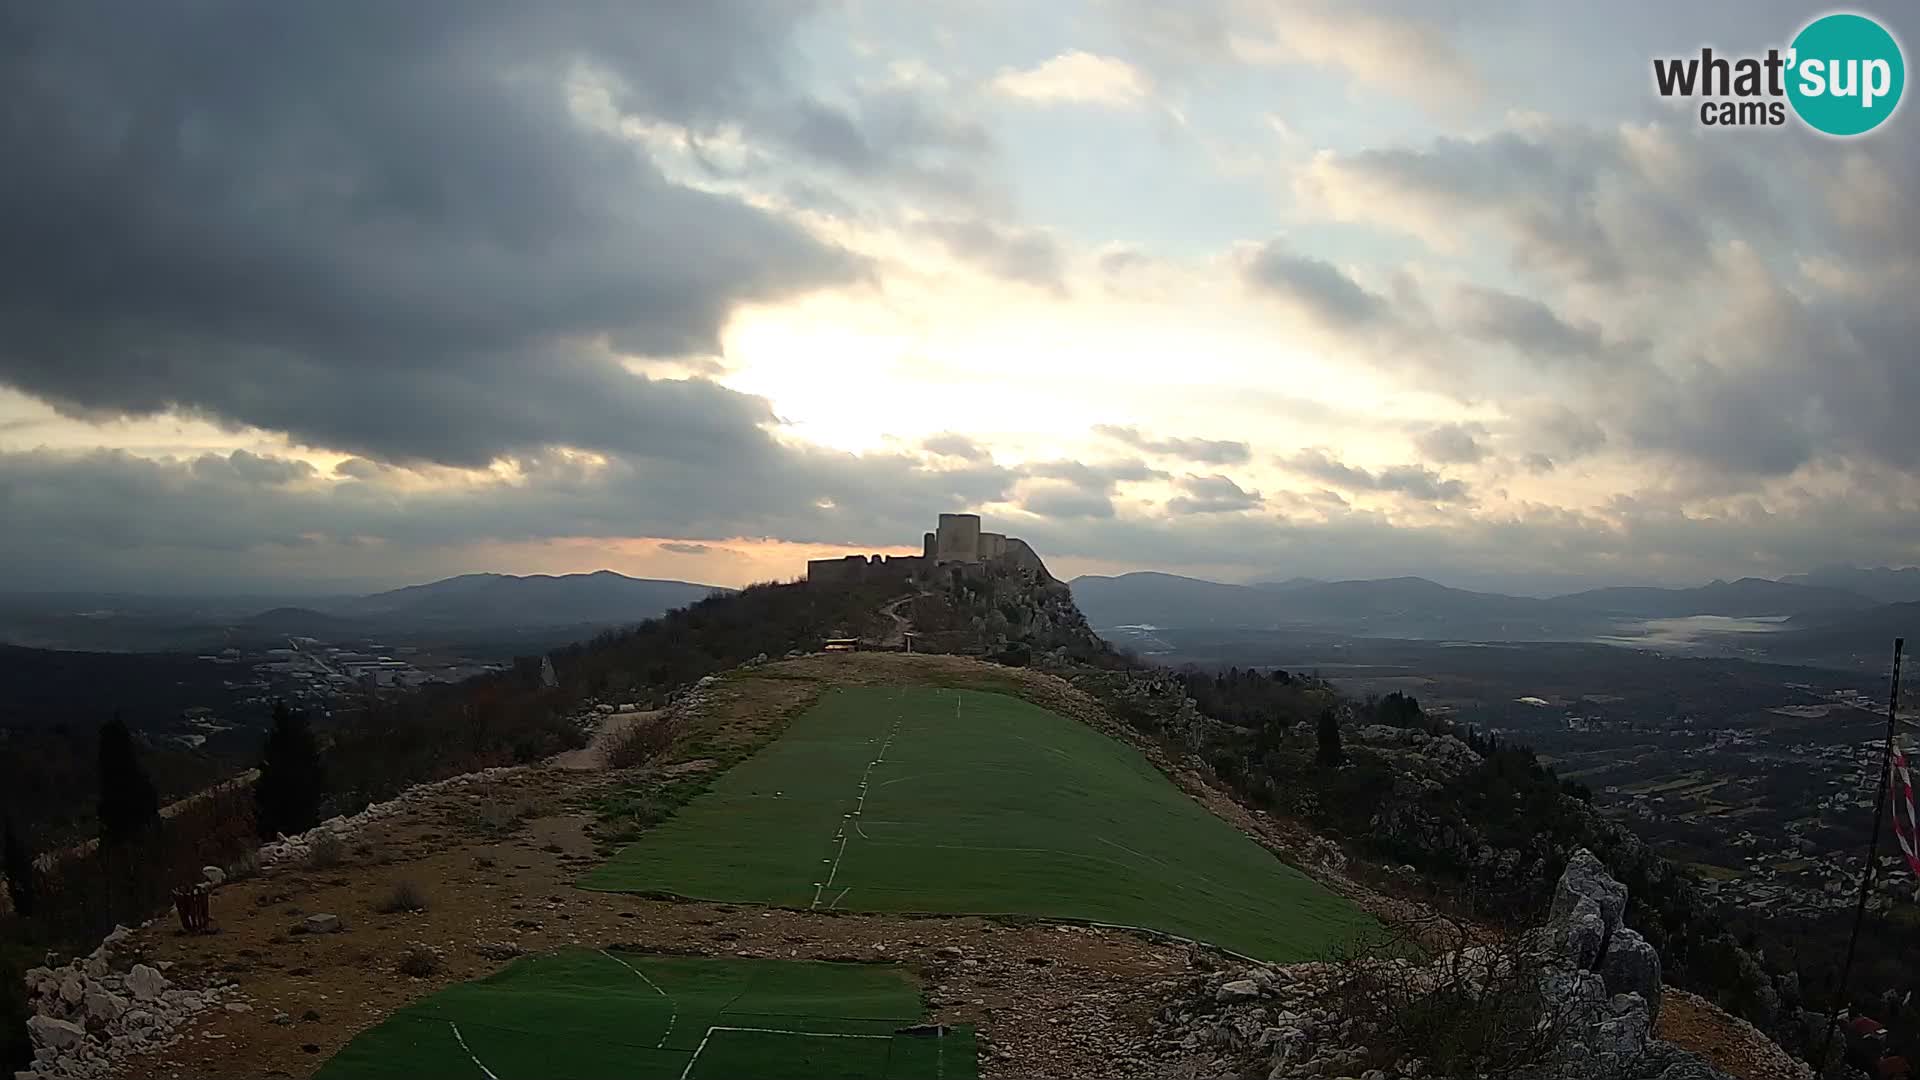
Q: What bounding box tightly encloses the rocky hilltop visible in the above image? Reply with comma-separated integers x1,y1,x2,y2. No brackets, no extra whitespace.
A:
7,554,1850,1080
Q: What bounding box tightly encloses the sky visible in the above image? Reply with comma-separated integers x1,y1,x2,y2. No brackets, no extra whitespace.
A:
1,0,1917,596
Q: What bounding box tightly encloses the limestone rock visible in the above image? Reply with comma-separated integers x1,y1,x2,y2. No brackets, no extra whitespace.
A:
57,974,83,1006
304,913,344,934
125,964,168,1001
1599,926,1663,1021
26,1017,85,1051
1551,848,1627,944
1215,979,1261,1004
82,991,127,1024
202,864,226,888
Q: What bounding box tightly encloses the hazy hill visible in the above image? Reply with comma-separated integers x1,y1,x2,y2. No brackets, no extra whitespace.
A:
1780,565,1920,606
1070,571,1883,643
1550,577,1874,618
1070,572,1583,639
328,571,726,628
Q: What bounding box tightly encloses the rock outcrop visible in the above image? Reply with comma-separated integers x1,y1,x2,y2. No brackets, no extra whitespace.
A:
1147,851,1758,1080
16,925,240,1079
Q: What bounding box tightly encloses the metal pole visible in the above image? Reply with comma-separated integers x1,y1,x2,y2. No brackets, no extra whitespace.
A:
1818,637,1904,1072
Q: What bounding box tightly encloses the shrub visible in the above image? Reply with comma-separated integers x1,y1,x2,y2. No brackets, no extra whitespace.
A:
396,943,441,978
1325,914,1566,1077
304,833,345,870
376,880,428,914
606,719,678,771
224,849,262,883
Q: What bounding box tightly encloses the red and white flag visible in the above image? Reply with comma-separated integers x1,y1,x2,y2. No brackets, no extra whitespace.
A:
1895,744,1920,879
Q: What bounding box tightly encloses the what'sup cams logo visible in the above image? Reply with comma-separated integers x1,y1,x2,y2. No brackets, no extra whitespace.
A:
1654,12,1904,135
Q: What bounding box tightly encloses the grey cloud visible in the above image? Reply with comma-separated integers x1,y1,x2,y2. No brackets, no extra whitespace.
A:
0,1,937,468
1022,484,1116,520
1412,422,1487,465
1242,241,1389,329
1166,473,1261,514
659,542,714,555
919,218,1066,291
1450,285,1606,362
1093,425,1251,465
1027,458,1169,491
1282,449,1470,503
922,432,992,461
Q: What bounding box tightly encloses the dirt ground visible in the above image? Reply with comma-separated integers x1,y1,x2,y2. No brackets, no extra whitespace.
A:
106,653,1792,1080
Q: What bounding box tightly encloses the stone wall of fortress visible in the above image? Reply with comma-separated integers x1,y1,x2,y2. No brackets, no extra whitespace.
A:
807,513,1054,584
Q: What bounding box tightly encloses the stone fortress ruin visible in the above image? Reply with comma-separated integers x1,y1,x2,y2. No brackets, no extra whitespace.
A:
806,513,1054,585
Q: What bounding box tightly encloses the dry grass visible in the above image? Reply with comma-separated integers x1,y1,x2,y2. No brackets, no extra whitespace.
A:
606,718,680,770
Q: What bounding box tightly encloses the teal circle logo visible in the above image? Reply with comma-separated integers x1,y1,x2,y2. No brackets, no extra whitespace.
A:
1787,13,1905,136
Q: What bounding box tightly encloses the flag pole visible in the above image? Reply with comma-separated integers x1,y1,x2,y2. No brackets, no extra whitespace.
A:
1818,637,1905,1072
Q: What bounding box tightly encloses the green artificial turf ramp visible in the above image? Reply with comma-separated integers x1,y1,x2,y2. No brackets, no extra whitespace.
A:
314,950,976,1080
583,686,1371,960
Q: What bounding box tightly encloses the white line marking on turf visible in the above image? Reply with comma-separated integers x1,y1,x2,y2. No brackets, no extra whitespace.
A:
447,1021,501,1080
678,1026,892,1080
811,710,903,909
829,886,851,909
600,949,677,1049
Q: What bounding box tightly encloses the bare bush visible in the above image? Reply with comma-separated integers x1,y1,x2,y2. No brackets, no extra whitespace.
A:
1325,911,1569,1077
606,718,679,770
396,943,442,978
376,879,428,914
223,849,262,883
304,832,345,870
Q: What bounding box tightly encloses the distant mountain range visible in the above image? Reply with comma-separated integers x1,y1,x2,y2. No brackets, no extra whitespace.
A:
320,571,726,627
1780,565,1920,605
0,572,727,652
1068,570,1913,659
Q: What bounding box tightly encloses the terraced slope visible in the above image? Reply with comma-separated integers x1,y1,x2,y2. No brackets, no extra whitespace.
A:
583,686,1370,960
316,950,974,1080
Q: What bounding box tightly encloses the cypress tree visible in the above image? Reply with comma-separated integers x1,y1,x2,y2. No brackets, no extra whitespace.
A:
3,816,32,917
255,701,327,839
1315,707,1344,768
97,715,160,844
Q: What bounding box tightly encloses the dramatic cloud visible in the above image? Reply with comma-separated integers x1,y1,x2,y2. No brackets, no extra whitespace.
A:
1166,474,1261,514
0,1,911,468
1093,426,1250,465
990,51,1153,108
1281,450,1471,503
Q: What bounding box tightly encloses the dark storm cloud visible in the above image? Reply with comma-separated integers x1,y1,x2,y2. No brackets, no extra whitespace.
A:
1281,449,1470,503
1165,474,1261,514
0,1,1020,467
1093,426,1250,465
